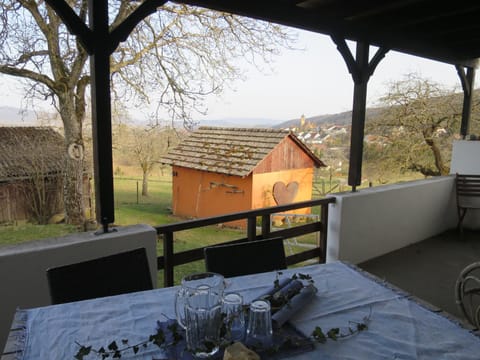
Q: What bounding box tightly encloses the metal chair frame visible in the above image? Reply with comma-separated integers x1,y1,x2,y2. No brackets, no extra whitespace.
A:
455,261,480,329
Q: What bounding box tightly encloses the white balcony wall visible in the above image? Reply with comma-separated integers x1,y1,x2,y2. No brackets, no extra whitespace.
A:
450,140,480,174
0,224,157,352
326,176,457,264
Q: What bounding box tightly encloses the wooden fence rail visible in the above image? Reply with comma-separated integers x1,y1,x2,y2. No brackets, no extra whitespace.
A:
155,197,335,287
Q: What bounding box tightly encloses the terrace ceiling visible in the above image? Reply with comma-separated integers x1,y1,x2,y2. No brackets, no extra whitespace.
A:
175,0,480,67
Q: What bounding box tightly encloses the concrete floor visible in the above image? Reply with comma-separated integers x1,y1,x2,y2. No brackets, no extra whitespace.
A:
358,229,480,321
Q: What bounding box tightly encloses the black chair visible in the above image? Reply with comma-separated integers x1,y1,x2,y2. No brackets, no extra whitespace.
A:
46,247,153,304
204,237,287,278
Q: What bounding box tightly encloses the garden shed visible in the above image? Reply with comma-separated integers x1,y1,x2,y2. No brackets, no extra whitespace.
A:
160,126,325,226
0,127,91,224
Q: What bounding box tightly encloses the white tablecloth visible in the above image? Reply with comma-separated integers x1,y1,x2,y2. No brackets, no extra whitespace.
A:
14,261,480,359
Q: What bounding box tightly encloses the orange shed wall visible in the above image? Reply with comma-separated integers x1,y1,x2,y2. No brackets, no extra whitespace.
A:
252,168,314,215
172,166,252,223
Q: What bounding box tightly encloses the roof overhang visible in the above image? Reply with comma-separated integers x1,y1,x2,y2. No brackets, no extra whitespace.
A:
175,0,480,67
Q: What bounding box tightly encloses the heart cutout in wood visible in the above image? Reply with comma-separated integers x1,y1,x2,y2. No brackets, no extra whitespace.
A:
273,181,299,205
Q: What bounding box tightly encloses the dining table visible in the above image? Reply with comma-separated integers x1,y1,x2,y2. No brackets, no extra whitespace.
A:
2,260,480,360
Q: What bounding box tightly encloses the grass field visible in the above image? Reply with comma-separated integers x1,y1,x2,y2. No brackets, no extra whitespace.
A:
0,174,250,285
0,170,409,285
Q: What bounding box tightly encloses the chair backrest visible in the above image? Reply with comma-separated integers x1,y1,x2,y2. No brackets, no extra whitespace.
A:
456,173,480,207
204,237,287,278
46,247,153,304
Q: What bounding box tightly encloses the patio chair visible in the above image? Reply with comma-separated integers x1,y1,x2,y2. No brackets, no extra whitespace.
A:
455,261,480,329
204,237,287,278
46,247,153,304
455,173,480,234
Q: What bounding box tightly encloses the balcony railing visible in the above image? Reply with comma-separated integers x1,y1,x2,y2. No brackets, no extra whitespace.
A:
155,197,335,286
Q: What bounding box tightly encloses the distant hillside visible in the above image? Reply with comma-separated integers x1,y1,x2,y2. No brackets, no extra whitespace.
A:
195,117,279,128
275,107,384,129
276,88,477,129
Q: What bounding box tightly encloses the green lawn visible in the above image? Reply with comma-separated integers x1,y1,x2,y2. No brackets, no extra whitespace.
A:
114,176,174,226
0,174,334,285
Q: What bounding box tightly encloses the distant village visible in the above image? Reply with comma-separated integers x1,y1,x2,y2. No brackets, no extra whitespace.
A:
281,113,450,165
280,115,351,173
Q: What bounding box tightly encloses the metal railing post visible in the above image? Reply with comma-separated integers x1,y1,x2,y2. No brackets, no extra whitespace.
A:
247,216,256,241
261,214,271,238
320,202,329,263
163,231,174,287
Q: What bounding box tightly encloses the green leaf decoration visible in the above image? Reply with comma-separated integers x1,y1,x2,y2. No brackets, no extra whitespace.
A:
357,322,368,331
312,326,327,343
151,328,166,348
327,328,340,341
167,322,183,345
74,345,91,359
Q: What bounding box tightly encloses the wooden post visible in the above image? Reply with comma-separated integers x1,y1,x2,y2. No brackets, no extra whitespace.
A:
456,66,476,139
89,0,115,231
46,0,167,233
331,36,388,192
348,42,369,191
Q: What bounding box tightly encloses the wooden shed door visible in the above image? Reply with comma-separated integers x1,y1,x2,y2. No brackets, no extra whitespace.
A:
0,187,12,223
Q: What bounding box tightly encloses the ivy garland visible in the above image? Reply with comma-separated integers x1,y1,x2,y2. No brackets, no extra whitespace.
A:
74,273,370,359
74,321,182,359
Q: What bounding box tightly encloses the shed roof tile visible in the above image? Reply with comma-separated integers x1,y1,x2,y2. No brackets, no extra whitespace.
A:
160,126,324,176
0,127,65,182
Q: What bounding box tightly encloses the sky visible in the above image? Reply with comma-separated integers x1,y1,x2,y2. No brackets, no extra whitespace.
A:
0,28,477,125
194,29,478,123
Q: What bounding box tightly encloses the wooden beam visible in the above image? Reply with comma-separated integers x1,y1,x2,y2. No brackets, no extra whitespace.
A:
456,65,476,139
109,0,167,53
44,0,93,54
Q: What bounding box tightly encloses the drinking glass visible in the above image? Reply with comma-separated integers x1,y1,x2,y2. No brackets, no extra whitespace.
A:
245,299,273,350
222,292,245,342
175,272,225,329
185,290,223,358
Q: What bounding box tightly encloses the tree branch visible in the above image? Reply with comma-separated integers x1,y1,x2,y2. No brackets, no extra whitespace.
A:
0,65,55,91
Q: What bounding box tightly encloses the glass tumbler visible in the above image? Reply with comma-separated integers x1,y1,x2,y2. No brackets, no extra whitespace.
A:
222,292,245,342
245,299,273,350
185,290,223,358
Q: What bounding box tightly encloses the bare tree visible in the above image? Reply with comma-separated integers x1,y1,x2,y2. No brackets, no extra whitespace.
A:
368,73,461,176
0,1,295,225
122,125,179,196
